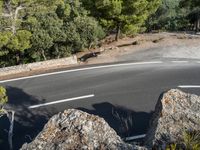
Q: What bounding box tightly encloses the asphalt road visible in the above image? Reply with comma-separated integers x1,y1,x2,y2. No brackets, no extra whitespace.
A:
118,44,200,62
1,61,200,149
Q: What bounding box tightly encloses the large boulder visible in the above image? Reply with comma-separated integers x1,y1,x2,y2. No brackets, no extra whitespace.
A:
145,89,200,148
20,109,135,150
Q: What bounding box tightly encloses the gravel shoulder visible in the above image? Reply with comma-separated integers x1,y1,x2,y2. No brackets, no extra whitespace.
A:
84,32,200,63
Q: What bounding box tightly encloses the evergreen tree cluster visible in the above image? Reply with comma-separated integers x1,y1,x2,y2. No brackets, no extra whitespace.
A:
0,0,106,67
5,0,200,67
147,0,200,31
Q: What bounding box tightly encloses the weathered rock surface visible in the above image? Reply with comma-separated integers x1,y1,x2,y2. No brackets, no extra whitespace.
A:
145,89,200,148
21,109,136,150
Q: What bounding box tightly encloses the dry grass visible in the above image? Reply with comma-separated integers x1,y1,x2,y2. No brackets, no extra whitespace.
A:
166,130,200,150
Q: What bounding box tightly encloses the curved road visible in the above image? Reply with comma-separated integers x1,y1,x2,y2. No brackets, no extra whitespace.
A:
1,61,200,149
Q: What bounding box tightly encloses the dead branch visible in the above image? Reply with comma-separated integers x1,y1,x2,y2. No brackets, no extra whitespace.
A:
1,109,15,150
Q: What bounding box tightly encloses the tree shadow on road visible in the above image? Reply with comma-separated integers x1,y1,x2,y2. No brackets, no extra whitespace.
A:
78,102,154,139
0,86,52,150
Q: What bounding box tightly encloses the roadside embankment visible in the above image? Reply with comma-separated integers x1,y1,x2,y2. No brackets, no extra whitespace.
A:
0,56,77,80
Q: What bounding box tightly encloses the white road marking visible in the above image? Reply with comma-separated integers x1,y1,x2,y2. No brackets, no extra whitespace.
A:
178,85,200,88
125,134,146,141
197,61,200,63
171,61,188,63
29,94,95,109
0,61,163,83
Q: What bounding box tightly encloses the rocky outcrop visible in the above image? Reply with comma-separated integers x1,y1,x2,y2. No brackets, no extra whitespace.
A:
145,89,200,148
20,109,135,150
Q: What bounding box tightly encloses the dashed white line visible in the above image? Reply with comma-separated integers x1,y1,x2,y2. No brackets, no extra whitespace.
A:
29,94,95,109
0,61,163,83
178,85,200,88
125,134,146,141
171,61,188,63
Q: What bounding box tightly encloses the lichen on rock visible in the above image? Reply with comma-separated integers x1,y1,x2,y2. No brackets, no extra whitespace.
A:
20,109,134,150
145,89,200,148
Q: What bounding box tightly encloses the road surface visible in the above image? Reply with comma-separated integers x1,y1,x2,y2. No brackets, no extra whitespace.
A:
1,60,200,149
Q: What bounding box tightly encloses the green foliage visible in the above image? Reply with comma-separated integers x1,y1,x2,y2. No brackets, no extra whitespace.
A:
147,0,200,31
180,0,200,32
183,130,200,150
166,130,200,150
146,0,189,31
7,30,32,52
0,86,8,145
166,143,177,150
83,0,161,40
180,0,200,9
0,31,12,49
0,0,105,66
64,16,105,53
0,86,8,110
0,30,31,66
25,12,64,60
30,29,53,60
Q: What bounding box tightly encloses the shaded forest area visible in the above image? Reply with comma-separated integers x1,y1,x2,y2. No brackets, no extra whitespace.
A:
0,0,199,67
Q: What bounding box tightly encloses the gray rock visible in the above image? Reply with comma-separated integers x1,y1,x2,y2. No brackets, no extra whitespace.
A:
21,109,135,150
145,89,200,148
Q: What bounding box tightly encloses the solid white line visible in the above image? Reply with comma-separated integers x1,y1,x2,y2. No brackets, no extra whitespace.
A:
171,61,188,63
29,94,95,109
125,134,146,141
178,85,200,88
0,61,163,83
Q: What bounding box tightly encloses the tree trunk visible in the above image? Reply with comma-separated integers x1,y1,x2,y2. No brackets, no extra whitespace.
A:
4,1,24,34
195,13,200,33
12,5,24,34
6,110,15,150
195,20,198,33
41,50,47,61
197,17,200,33
8,111,14,150
115,23,121,41
88,42,96,57
15,52,20,65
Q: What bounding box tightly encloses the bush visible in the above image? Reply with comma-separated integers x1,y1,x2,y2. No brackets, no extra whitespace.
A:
64,16,105,53
166,130,200,150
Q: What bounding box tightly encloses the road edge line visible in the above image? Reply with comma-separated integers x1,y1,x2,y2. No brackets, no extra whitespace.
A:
0,61,163,83
178,85,200,88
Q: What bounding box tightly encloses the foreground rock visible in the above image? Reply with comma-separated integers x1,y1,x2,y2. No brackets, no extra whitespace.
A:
145,89,200,148
21,109,136,150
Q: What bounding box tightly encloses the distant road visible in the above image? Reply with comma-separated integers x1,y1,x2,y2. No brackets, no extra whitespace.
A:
1,61,200,149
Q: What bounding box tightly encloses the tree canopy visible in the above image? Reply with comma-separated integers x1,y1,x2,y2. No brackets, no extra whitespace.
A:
0,86,7,110
0,0,105,66
180,0,200,32
147,0,200,31
82,0,161,40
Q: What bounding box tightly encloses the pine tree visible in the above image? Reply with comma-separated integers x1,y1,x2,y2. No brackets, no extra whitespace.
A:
82,0,161,41
180,0,200,32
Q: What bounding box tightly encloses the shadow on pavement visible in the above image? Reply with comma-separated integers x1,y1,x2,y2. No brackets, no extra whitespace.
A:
78,102,153,138
0,86,52,150
0,87,156,149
